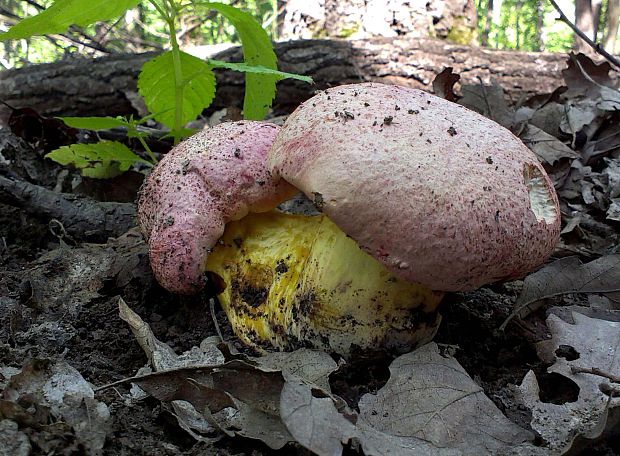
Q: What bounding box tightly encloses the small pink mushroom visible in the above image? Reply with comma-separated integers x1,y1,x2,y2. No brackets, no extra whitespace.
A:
137,121,297,294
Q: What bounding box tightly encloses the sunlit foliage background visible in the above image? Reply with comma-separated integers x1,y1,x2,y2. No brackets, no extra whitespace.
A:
0,0,617,69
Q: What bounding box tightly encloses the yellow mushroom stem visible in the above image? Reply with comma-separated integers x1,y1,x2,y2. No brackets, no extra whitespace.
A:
206,211,444,355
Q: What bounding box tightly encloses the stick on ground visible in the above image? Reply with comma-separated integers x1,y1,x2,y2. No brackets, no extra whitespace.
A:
0,172,136,241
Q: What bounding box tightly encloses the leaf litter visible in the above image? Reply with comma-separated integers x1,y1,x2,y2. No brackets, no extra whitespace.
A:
499,255,620,329
112,299,545,455
513,311,620,454
0,359,110,455
2,51,620,455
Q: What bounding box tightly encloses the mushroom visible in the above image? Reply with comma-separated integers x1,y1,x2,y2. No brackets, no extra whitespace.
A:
137,83,561,355
137,121,297,295
268,83,560,291
205,210,443,354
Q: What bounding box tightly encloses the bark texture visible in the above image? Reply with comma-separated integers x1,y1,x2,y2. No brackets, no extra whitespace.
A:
574,0,602,52
0,129,136,241
0,173,136,242
277,0,477,44
0,37,609,122
603,0,619,54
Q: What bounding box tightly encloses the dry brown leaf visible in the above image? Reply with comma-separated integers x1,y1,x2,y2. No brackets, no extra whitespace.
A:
500,255,620,330
559,100,599,135
432,67,460,102
562,53,617,97
549,304,620,324
459,80,514,129
519,124,579,166
108,360,293,448
581,119,620,164
558,160,593,200
281,343,537,456
514,312,620,453
528,102,565,137
116,298,338,449
0,359,110,455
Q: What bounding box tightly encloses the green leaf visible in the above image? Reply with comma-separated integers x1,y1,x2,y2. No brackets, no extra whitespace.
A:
58,116,129,131
0,0,140,41
199,2,278,120
208,59,313,83
138,50,216,130
46,141,148,179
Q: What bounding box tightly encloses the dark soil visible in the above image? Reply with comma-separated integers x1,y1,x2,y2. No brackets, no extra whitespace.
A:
1,133,618,456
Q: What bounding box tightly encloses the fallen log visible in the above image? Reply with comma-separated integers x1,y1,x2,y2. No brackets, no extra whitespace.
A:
0,37,594,121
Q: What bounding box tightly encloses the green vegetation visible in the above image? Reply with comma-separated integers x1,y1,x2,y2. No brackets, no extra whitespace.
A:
0,0,280,68
0,0,311,178
0,1,616,176
475,0,609,52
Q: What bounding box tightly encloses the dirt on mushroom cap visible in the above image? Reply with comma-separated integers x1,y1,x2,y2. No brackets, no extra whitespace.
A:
268,83,561,292
137,121,297,295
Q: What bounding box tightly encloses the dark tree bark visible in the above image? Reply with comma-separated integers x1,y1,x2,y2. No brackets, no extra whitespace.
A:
0,37,600,125
0,173,136,242
574,0,603,51
481,0,494,47
277,0,477,43
603,0,619,53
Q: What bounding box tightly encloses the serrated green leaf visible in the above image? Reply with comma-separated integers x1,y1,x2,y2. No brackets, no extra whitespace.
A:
45,141,148,178
59,116,129,130
0,0,140,41
138,50,216,130
199,2,278,120
208,59,313,83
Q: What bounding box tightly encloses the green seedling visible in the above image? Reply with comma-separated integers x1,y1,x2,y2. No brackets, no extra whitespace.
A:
1,0,312,178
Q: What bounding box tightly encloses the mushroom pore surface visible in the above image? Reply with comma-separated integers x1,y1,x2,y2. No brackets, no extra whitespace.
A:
268,83,561,292
137,121,297,294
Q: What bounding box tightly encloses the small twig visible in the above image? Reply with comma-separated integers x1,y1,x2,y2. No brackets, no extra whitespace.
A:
209,298,224,342
0,173,136,242
548,0,620,70
571,366,620,383
48,218,74,246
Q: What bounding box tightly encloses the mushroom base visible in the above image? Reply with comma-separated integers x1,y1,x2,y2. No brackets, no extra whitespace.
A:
206,211,443,356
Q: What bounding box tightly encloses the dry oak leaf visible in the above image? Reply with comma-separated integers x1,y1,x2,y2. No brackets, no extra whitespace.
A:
514,312,620,453
281,343,536,456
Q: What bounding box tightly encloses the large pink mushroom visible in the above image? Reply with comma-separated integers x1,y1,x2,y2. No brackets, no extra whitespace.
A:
268,82,561,291
137,83,561,353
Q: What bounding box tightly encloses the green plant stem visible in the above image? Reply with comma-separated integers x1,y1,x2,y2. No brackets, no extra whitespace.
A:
148,0,185,141
147,0,169,21
137,136,158,164
164,0,185,140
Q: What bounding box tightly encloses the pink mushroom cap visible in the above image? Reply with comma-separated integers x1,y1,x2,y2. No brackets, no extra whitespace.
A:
268,83,561,292
138,121,297,294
